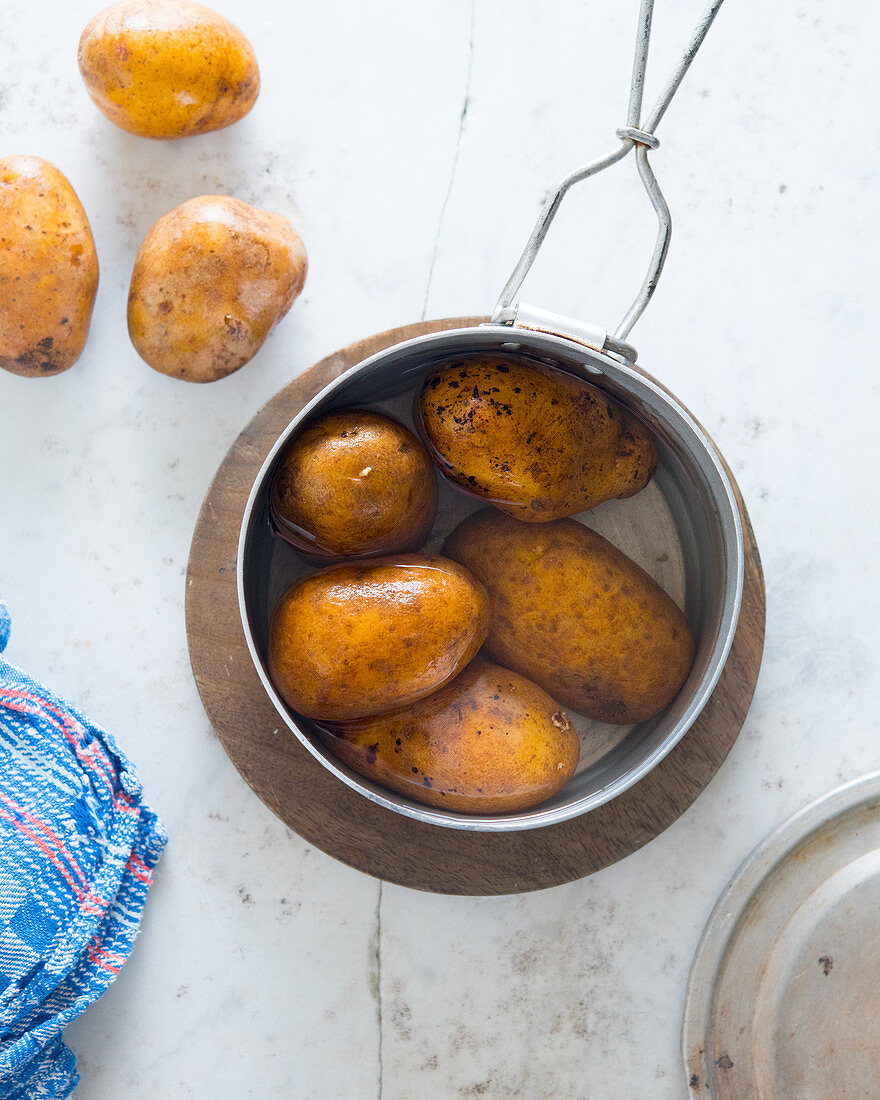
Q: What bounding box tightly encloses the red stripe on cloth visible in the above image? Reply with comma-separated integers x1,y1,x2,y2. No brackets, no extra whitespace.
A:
0,688,115,792
0,687,116,785
51,704,115,782
0,804,104,917
125,852,152,884
2,687,117,787
91,942,125,964
86,940,121,975
0,788,89,889
113,792,139,815
128,851,152,875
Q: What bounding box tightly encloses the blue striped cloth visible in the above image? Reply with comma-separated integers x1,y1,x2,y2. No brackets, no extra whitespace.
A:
0,601,166,1098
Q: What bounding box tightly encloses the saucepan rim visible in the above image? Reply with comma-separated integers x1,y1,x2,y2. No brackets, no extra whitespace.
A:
237,323,744,832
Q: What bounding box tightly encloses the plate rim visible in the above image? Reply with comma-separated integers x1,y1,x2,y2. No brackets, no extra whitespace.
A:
681,769,880,1094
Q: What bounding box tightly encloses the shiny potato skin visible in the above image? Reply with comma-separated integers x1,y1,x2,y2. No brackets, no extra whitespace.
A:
320,659,579,814
127,195,307,381
268,555,490,722
444,510,695,724
0,157,99,377
417,355,658,522
78,0,260,140
270,410,438,562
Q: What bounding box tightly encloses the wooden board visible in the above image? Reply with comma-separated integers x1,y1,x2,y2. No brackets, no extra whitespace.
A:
185,317,765,895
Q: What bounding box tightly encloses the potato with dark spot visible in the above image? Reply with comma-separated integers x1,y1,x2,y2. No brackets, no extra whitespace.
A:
268,555,489,722
127,195,306,381
271,410,438,562
0,157,99,377
78,0,260,140
417,354,657,521
320,659,579,814
444,509,694,724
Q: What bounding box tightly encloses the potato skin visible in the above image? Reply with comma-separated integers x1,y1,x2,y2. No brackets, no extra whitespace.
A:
271,410,438,562
127,195,307,382
444,510,694,724
78,0,260,139
320,659,579,814
0,156,99,377
268,555,490,722
417,355,657,521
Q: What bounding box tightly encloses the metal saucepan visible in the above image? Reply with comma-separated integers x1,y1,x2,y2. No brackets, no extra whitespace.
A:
237,0,744,832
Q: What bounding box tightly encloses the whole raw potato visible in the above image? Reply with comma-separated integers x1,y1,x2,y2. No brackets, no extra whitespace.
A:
78,0,260,139
321,659,580,814
128,195,307,381
0,156,99,377
417,355,658,521
268,555,490,722
271,410,438,561
444,510,695,724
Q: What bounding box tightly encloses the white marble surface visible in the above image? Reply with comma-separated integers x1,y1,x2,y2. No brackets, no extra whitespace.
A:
2,0,880,1096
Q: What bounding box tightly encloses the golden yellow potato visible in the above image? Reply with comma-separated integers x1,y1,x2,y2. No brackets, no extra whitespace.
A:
444,510,694,724
78,0,260,139
321,659,579,814
271,410,438,561
127,195,307,382
268,555,489,722
0,156,99,377
418,355,658,521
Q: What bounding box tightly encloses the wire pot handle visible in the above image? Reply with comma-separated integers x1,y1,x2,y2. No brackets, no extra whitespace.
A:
493,0,726,362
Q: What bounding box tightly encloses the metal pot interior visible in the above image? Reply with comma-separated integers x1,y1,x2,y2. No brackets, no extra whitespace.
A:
238,324,744,831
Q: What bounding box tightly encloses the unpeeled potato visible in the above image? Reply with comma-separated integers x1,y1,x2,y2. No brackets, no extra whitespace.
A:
127,195,307,381
417,355,658,521
444,509,695,724
78,0,260,139
321,659,579,814
268,555,489,722
0,156,99,377
271,410,438,561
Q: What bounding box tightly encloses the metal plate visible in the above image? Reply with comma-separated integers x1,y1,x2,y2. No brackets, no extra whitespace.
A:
683,772,880,1097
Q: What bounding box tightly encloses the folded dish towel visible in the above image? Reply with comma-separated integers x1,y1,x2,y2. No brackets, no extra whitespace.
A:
0,601,166,1098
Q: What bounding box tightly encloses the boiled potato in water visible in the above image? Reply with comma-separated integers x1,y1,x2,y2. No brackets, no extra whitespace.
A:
271,410,438,561
127,195,307,382
0,156,99,377
321,659,579,814
444,509,694,724
418,355,657,521
268,555,489,722
78,0,260,139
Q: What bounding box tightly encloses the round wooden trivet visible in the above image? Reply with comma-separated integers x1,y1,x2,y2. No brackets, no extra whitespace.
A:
185,317,765,895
